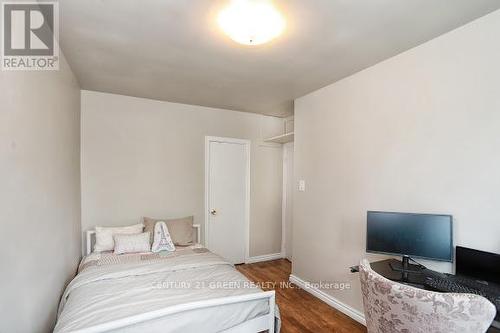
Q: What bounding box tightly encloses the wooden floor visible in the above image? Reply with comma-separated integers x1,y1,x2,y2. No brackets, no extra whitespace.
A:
236,259,367,333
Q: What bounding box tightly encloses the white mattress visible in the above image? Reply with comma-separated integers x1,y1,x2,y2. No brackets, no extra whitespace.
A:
55,248,272,333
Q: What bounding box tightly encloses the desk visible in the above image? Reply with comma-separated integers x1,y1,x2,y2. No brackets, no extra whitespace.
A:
351,259,500,332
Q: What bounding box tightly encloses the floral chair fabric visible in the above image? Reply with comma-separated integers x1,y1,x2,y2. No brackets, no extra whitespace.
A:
359,259,496,333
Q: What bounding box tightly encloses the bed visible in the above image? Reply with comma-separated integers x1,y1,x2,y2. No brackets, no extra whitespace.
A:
55,225,278,333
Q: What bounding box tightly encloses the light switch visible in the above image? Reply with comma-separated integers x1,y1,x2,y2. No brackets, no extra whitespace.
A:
298,180,306,192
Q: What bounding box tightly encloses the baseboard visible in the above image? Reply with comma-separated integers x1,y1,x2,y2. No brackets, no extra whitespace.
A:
245,253,284,264
289,274,366,326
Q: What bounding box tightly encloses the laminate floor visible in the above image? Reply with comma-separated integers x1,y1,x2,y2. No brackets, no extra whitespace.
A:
236,259,367,333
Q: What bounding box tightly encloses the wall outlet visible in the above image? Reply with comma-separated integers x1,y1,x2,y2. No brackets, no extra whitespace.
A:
298,180,306,192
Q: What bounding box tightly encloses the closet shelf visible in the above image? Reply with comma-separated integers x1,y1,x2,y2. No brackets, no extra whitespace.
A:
264,132,294,144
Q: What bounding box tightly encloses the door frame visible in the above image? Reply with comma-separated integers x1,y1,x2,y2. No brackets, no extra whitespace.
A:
282,142,294,260
204,136,251,262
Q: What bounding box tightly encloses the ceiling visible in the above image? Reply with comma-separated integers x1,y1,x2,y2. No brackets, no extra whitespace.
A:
59,0,500,117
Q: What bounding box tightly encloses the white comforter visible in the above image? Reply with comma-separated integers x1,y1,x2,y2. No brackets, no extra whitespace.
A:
55,250,271,333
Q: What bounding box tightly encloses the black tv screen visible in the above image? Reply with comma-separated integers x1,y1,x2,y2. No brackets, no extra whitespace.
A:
366,211,453,262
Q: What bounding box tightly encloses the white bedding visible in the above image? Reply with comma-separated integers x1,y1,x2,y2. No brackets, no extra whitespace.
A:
55,248,274,333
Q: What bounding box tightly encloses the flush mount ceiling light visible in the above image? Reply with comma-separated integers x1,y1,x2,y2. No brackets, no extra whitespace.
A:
217,0,286,46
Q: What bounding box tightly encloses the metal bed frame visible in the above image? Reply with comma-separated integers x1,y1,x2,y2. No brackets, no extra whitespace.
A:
83,224,276,333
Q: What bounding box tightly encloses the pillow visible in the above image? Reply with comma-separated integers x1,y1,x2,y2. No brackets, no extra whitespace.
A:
113,232,151,255
94,223,144,252
143,216,193,245
151,222,175,253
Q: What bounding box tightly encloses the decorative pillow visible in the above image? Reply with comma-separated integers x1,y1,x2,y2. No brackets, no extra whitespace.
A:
151,222,175,253
143,216,194,245
113,232,151,255
94,223,144,252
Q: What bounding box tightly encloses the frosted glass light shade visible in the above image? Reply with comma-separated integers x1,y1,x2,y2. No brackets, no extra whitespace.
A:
217,0,285,45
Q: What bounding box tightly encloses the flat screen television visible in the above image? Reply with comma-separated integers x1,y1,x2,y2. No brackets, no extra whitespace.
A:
366,211,453,263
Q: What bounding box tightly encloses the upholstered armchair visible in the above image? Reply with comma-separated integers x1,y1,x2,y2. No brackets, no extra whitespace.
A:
359,259,496,333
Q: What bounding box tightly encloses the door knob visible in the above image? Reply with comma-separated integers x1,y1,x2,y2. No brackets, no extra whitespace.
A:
210,209,217,216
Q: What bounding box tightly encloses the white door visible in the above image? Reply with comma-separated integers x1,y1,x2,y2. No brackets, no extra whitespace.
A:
205,137,249,264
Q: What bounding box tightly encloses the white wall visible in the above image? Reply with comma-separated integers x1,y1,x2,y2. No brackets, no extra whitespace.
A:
81,91,283,257
293,9,500,315
0,57,81,331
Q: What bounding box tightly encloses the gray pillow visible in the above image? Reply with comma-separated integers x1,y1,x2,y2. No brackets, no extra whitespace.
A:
143,216,194,246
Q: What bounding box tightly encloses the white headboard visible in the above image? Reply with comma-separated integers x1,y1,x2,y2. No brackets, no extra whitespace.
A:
85,224,201,256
